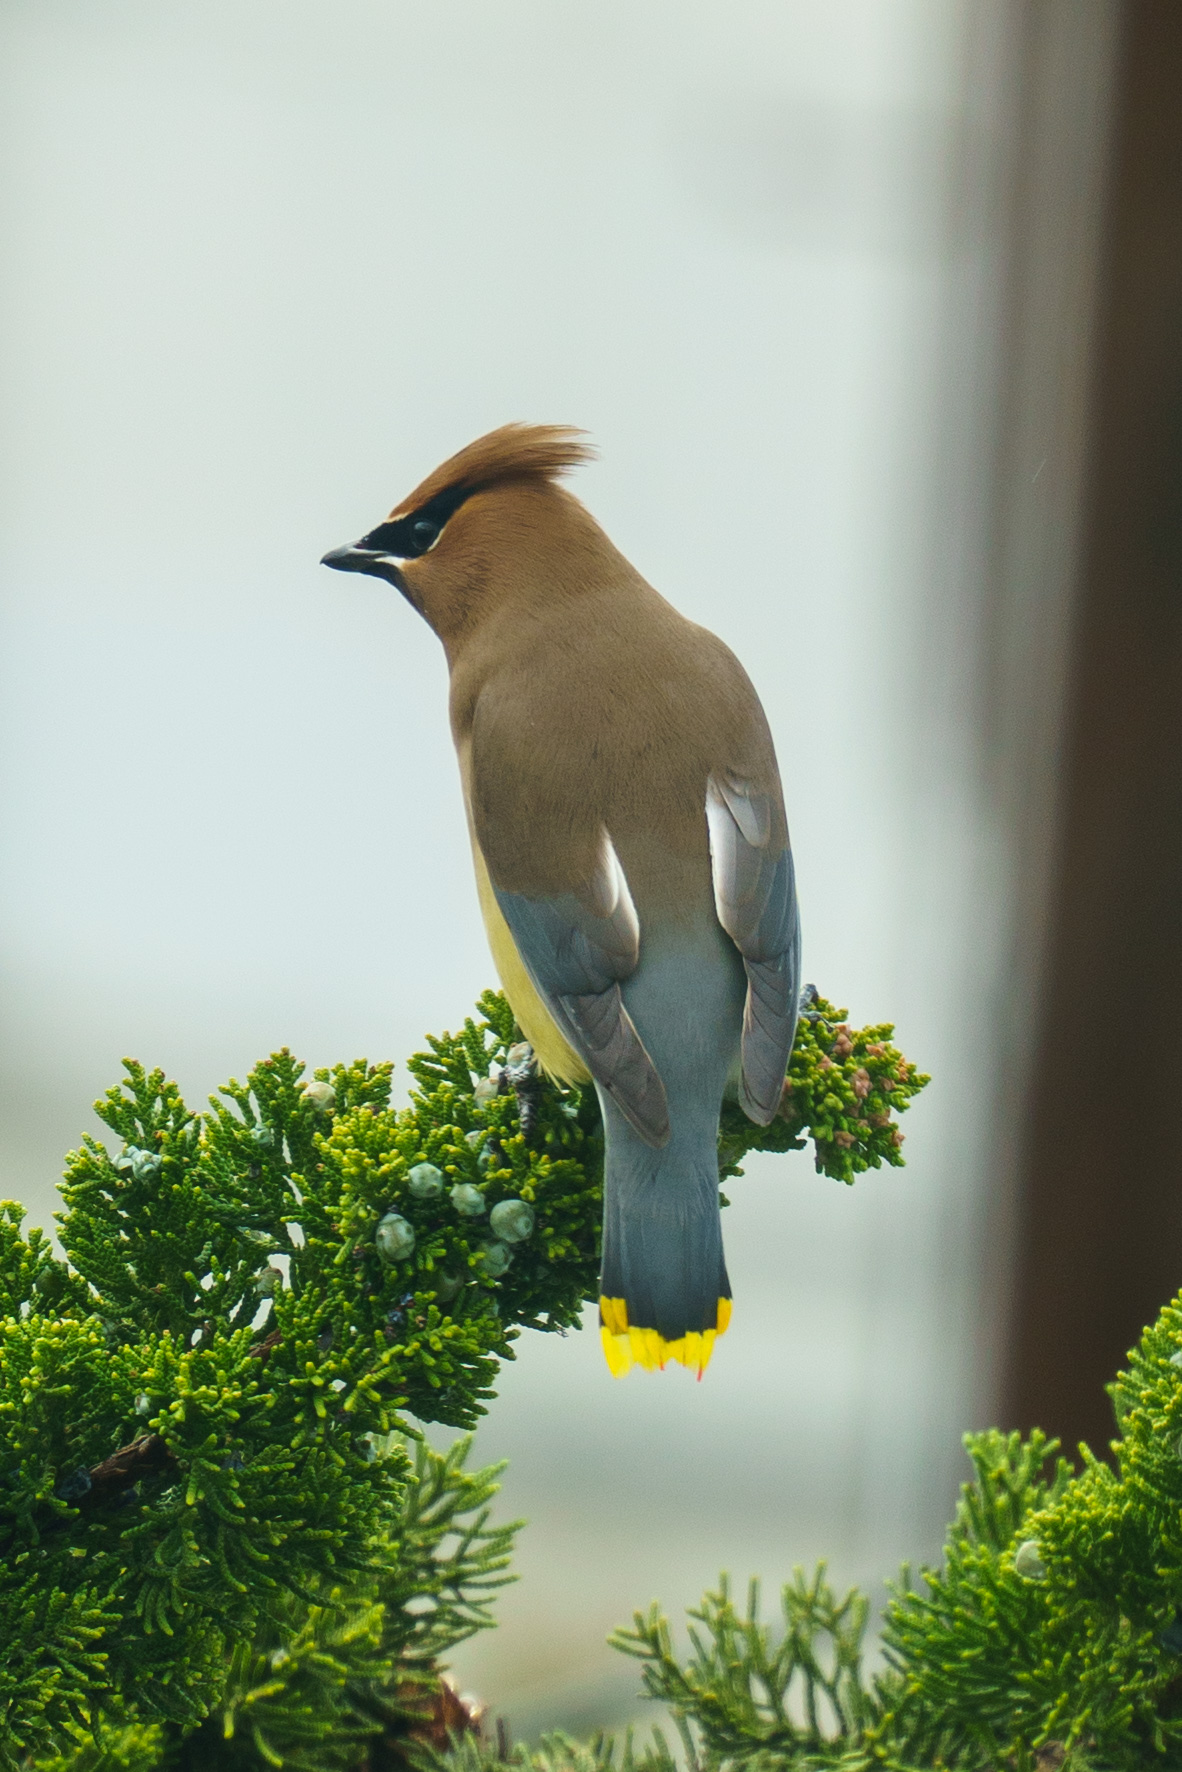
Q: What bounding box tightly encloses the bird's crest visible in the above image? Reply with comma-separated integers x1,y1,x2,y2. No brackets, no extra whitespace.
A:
389,423,594,519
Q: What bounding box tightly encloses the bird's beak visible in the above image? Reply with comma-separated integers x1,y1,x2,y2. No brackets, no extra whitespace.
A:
320,544,408,594
321,544,381,573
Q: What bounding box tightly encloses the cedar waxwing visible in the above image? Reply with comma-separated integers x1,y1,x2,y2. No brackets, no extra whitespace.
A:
323,425,801,1376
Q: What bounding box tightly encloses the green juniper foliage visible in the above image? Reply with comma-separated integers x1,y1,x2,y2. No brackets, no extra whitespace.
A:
870,1301,1182,1769
437,1300,1182,1772
30,1433,514,1772
0,988,922,1770
155,1431,517,1772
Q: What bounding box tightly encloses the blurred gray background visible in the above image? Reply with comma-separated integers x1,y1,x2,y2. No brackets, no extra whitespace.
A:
0,0,1118,1742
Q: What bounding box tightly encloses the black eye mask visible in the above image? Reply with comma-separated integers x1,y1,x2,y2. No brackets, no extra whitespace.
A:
353,484,475,560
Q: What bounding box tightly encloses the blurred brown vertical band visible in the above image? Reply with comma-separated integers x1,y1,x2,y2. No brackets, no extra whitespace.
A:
1003,1,1182,1453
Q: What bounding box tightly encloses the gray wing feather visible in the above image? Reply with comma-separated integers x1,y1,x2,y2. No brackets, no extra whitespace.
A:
493,836,670,1148
707,773,801,1124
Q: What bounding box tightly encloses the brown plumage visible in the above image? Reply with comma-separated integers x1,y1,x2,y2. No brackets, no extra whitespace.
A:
387,421,595,518
323,425,801,1377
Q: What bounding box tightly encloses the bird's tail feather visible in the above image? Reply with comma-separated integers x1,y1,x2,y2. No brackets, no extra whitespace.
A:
597,1101,731,1377
598,1293,732,1378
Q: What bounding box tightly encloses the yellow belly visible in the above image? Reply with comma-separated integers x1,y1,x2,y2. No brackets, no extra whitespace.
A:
470,837,590,1084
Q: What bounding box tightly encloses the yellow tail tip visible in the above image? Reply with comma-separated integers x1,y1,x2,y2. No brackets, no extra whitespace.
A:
598,1296,731,1378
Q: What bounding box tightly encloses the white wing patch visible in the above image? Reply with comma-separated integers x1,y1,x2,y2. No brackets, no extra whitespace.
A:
709,769,772,850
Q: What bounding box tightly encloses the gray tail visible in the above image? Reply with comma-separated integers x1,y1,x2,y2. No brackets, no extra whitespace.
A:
597,1094,730,1347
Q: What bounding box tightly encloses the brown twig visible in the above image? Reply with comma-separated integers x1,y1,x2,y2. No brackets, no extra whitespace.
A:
83,1433,176,1503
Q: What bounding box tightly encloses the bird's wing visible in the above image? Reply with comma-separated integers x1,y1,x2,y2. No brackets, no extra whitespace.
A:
464,692,671,1148
707,771,801,1125
491,833,671,1149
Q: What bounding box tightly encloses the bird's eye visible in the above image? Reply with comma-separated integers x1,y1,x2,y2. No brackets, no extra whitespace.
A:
411,518,439,553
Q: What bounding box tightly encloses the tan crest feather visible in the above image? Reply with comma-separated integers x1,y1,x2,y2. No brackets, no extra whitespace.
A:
388,423,595,519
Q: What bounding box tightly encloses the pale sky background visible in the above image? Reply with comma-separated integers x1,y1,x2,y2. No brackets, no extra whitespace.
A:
0,0,1102,1743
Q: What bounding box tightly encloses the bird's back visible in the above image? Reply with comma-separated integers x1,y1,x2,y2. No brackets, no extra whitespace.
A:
457,556,782,919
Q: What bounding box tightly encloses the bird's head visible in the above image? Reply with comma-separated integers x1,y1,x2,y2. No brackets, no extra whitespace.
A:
322,423,598,652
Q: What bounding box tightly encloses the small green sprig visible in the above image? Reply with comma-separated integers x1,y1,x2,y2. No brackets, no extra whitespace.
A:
717,989,929,1185
611,1568,874,1766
